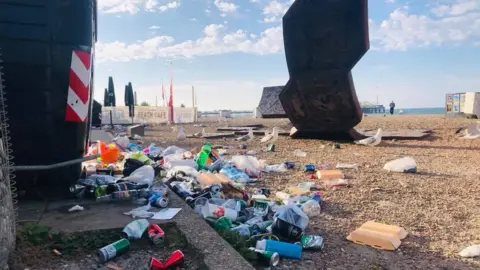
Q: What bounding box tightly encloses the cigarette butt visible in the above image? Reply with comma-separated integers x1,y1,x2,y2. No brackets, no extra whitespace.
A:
106,264,124,270
52,249,62,256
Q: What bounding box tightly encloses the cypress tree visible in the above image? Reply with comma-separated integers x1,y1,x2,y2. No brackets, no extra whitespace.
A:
103,88,109,106
108,76,116,107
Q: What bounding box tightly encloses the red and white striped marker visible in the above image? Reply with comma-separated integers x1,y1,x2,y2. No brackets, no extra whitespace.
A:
65,49,91,122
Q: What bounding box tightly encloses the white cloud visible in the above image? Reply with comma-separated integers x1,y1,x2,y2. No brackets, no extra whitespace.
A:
262,0,291,23
96,0,480,62
213,0,238,14
149,25,161,29
98,0,180,14
431,0,478,17
96,24,283,63
385,0,395,3
370,2,480,51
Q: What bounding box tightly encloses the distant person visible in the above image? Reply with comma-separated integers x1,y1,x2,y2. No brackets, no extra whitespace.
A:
389,101,395,115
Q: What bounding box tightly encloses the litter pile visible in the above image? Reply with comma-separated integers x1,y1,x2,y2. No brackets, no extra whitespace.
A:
71,133,453,268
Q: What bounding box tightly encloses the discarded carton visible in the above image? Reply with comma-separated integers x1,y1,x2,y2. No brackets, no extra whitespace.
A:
196,172,231,187
347,221,408,251
316,170,345,180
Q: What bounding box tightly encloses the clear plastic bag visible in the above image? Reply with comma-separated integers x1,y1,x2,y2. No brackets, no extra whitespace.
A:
123,165,155,186
273,205,309,231
162,146,187,156
264,164,288,172
301,199,321,217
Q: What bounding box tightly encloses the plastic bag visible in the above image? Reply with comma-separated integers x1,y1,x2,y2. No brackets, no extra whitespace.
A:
220,165,250,183
123,158,145,176
124,205,155,219
274,205,309,230
301,200,321,217
264,164,288,172
231,155,265,177
164,159,198,170
272,205,309,241
125,151,151,164
162,146,187,156
459,245,480,258
115,136,130,150
122,219,149,239
383,157,417,173
166,166,199,178
123,165,155,186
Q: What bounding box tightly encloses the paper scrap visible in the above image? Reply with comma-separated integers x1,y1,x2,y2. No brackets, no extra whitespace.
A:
151,208,182,220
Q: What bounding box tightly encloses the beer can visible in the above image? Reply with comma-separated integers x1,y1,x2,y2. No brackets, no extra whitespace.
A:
154,197,169,208
97,238,130,263
304,164,316,172
262,251,280,267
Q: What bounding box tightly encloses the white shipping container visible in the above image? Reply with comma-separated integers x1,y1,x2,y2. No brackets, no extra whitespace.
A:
463,92,480,117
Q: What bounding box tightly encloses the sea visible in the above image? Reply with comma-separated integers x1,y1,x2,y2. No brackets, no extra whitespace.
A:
224,107,446,118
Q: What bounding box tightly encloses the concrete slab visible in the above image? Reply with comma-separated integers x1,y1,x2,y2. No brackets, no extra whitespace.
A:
233,130,290,136
128,125,145,137
356,129,432,140
90,129,114,142
18,189,254,270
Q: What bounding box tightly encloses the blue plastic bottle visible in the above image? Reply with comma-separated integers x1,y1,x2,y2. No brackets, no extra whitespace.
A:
255,239,302,259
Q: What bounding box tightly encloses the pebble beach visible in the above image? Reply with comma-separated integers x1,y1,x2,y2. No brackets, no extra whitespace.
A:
144,114,480,269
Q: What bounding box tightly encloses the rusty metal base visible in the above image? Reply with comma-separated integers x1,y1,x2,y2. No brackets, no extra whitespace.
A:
290,127,366,141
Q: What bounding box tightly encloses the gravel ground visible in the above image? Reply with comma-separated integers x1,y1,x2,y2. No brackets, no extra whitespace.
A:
143,115,480,270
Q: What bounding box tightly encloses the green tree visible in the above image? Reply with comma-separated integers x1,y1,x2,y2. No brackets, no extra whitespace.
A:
103,88,109,106
180,103,185,108
140,101,149,106
107,76,116,106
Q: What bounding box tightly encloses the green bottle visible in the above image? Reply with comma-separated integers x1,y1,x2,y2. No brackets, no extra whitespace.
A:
196,142,212,169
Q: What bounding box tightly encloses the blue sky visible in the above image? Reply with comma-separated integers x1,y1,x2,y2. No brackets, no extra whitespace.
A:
94,0,480,110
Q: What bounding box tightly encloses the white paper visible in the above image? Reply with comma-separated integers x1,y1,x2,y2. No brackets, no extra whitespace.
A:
151,208,182,220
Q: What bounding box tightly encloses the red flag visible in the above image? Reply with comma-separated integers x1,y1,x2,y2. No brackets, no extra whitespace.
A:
168,77,174,122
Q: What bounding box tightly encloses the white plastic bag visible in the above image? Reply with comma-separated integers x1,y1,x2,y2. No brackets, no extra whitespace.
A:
164,159,198,170
383,157,417,173
162,146,187,156
123,165,155,186
459,245,480,258
231,155,265,170
123,205,155,219
166,166,199,178
264,164,288,172
115,136,130,150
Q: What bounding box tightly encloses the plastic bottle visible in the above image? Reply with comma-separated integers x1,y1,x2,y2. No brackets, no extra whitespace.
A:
196,142,212,169
255,239,302,259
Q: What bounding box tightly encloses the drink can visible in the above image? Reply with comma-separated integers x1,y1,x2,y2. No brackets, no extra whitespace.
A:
147,224,165,246
284,161,295,169
266,143,275,152
304,164,316,172
97,238,130,263
210,184,222,194
262,251,280,267
254,188,271,197
154,197,169,208
300,234,324,250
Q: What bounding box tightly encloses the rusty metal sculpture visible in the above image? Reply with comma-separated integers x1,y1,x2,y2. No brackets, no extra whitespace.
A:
280,0,369,140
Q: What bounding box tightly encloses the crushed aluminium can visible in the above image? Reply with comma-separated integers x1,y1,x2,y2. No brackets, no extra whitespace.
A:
300,234,324,250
